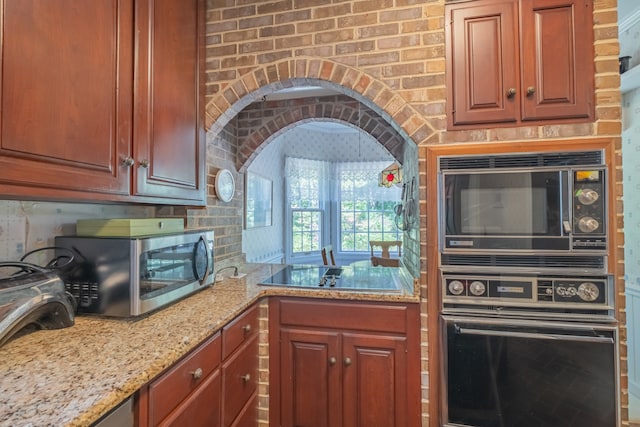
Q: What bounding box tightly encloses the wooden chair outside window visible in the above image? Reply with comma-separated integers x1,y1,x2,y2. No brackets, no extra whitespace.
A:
369,240,402,267
321,245,336,266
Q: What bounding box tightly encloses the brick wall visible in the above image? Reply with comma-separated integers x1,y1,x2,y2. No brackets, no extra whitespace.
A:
235,94,406,170
159,119,246,268
204,0,624,425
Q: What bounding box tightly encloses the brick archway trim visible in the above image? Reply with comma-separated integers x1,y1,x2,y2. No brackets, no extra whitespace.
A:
236,98,407,171
204,57,437,153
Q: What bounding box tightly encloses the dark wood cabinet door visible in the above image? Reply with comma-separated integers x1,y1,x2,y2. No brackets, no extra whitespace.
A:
447,0,519,126
133,0,205,204
280,328,342,427
341,333,408,427
520,0,594,121
0,0,133,197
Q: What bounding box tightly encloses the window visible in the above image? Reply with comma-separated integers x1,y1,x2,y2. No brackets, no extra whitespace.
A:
291,209,322,253
286,158,330,255
286,157,402,257
338,162,401,252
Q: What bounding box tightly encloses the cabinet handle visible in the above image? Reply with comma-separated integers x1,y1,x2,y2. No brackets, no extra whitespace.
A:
329,357,337,366
139,159,150,168
506,88,516,98
122,156,134,167
191,368,203,380
527,86,536,95
344,357,352,366
243,324,252,334
241,374,251,383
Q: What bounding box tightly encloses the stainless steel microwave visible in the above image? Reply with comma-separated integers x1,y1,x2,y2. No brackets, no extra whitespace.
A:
55,230,214,317
439,150,607,256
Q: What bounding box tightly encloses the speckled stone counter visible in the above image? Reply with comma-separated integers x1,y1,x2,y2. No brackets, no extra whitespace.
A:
0,263,418,427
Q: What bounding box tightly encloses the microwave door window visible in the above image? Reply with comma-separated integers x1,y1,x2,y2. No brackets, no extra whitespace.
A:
461,188,547,234
139,243,197,299
447,172,560,237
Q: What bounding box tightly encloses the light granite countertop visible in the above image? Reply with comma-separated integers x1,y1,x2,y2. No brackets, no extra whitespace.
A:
0,263,419,427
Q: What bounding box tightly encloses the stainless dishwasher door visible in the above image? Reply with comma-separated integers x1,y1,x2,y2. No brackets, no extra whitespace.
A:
92,397,133,427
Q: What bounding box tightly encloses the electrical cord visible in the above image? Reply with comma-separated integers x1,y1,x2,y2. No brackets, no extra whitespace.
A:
213,265,239,280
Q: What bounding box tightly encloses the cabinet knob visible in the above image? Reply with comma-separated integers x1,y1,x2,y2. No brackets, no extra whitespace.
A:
344,357,352,366
191,368,203,380
122,156,135,167
241,373,251,383
329,357,337,366
139,159,150,168
527,86,536,95
243,324,252,334
506,88,517,98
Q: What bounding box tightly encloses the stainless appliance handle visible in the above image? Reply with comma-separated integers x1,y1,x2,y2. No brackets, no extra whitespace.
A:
457,326,614,344
192,236,210,284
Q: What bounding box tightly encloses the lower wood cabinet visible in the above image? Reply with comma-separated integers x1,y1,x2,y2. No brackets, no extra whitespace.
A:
221,305,259,427
136,304,259,427
269,298,421,427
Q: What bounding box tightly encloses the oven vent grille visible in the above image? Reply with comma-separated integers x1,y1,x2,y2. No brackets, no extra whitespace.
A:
439,150,603,170
441,254,605,270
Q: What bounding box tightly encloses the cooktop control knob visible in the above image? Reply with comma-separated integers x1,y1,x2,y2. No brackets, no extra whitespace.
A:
448,280,465,296
578,216,600,233
577,188,599,205
577,282,599,302
469,280,486,296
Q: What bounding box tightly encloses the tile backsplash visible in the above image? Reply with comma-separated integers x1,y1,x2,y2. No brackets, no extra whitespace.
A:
0,200,153,264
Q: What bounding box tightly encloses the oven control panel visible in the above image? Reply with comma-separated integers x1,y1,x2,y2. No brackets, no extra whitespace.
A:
442,273,614,318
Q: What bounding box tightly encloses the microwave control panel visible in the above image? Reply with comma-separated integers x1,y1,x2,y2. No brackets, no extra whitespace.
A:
572,168,606,250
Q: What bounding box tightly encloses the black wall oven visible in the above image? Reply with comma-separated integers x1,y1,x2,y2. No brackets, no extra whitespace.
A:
440,271,619,427
442,316,617,427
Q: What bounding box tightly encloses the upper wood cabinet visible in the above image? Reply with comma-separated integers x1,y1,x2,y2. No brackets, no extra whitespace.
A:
133,0,205,202
446,0,594,128
0,0,205,205
0,1,133,197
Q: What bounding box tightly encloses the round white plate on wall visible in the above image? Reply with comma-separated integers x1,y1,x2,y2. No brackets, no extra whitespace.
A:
215,169,235,202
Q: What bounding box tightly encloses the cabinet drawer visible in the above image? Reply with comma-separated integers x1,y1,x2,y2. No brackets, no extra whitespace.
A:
229,393,258,427
222,304,259,359
148,332,221,425
222,335,258,427
157,369,221,427
278,298,410,334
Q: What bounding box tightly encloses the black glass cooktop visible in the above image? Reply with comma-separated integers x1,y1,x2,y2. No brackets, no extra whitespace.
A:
259,265,402,292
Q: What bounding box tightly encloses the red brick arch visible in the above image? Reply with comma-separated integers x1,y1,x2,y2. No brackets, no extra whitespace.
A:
204,57,436,169
235,96,407,171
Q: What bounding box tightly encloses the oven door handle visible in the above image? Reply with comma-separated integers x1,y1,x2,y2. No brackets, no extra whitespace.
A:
456,326,614,344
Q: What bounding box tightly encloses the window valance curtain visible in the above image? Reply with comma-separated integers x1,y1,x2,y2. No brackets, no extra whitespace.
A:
285,157,331,208
336,161,401,202
286,157,402,207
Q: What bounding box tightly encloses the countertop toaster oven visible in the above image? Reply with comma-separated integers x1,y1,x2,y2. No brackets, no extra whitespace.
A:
55,229,214,317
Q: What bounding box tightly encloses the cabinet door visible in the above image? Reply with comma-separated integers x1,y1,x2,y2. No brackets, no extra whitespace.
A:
447,0,519,126
0,0,132,197
280,328,342,427
520,0,594,121
133,0,205,204
342,333,408,427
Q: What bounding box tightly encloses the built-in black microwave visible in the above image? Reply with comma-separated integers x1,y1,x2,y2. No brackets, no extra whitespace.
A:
439,151,607,256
